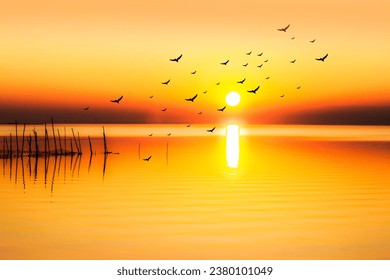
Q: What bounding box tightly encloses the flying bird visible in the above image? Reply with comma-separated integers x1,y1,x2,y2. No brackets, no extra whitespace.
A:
265,76,270,79
316,53,328,62
220,59,229,65
186,124,191,127
277,24,290,32
257,52,263,56
185,94,198,102
246,51,252,55
291,37,295,40
143,156,152,161
203,90,207,94
257,64,263,68
149,133,153,136
247,86,260,94
290,59,296,63
237,78,246,84
162,79,170,85
110,95,123,103
280,94,285,98
217,106,226,112
191,70,197,74
207,127,216,132
170,54,182,62
242,63,248,67
310,39,316,43
198,112,203,115
264,59,269,62
149,95,154,98
216,82,220,85
83,107,89,111
167,133,171,136
297,86,301,89
161,108,167,112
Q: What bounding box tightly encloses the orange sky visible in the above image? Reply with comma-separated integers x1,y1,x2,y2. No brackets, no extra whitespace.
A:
1,0,390,124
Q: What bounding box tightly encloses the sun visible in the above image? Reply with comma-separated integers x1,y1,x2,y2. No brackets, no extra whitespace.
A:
225,91,241,107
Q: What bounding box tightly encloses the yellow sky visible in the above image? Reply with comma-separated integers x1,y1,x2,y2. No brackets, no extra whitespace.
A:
0,0,389,124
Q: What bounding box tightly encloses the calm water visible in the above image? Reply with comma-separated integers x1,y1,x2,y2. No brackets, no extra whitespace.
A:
0,124,389,259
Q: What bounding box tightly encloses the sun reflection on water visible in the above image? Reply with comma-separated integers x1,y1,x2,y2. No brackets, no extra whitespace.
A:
226,124,240,168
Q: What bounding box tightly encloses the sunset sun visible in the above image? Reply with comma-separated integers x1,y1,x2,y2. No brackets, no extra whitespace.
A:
226,91,241,107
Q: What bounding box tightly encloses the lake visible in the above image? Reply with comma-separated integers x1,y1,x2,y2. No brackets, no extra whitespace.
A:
0,124,389,259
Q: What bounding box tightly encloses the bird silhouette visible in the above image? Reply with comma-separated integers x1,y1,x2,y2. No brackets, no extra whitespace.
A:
198,111,203,115
110,96,123,103
242,63,248,67
257,52,263,56
297,86,301,89
161,108,167,112
237,78,246,84
264,59,269,62
170,54,182,62
291,37,295,40
280,94,285,98
185,94,198,102
143,156,152,161
167,133,171,136
316,54,328,62
310,39,316,43
83,106,89,111
257,64,263,68
191,70,197,74
149,133,153,136
216,82,220,85
207,127,216,132
265,76,270,79
277,24,290,32
203,90,207,94
149,95,154,98
247,86,260,94
246,51,252,55
186,124,191,127
290,59,296,63
162,79,170,85
220,59,229,65
217,106,226,112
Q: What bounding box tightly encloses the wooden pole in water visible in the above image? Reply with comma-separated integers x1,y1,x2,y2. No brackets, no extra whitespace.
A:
77,132,82,155
51,117,58,155
57,129,63,155
44,124,47,155
21,124,26,157
9,133,13,157
64,127,67,155
88,135,93,156
15,121,19,156
103,126,108,154
70,137,74,154
71,128,79,154
5,137,9,157
33,129,39,155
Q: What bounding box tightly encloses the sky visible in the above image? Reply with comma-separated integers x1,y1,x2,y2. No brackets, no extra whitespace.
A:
1,0,390,124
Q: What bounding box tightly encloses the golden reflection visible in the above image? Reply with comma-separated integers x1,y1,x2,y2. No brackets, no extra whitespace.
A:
226,124,240,168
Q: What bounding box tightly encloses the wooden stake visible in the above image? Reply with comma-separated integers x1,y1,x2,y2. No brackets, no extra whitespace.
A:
88,135,93,155
51,117,57,154
57,129,63,155
21,124,26,157
15,121,19,156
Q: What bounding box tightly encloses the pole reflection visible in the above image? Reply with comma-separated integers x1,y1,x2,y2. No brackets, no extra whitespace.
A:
226,124,240,168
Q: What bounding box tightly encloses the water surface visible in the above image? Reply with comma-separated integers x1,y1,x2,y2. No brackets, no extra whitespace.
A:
1,125,389,259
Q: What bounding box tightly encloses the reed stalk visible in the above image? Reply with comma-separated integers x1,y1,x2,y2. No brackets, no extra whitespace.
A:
51,118,57,154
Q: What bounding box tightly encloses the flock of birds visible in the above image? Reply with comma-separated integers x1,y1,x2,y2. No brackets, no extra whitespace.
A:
83,24,328,161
